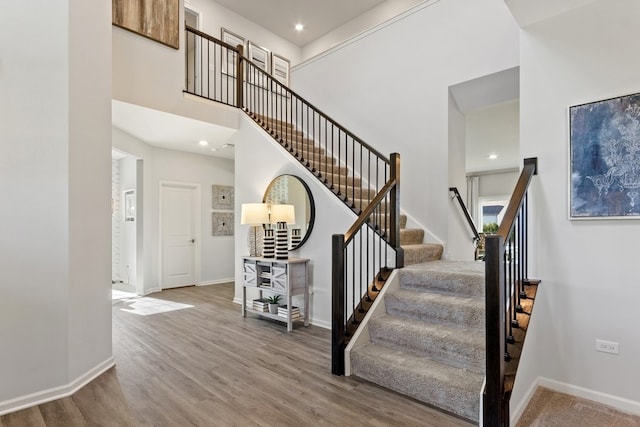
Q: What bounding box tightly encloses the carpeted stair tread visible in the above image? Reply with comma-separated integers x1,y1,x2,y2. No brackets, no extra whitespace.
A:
402,243,443,265
385,289,484,330
369,214,408,230
399,228,424,245
369,314,485,374
324,173,361,187
333,183,376,201
398,261,484,297
351,342,483,422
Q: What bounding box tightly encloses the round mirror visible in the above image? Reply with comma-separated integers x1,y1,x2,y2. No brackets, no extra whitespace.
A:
263,175,315,250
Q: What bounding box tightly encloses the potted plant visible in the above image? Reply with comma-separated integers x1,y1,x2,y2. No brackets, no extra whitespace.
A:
265,295,281,314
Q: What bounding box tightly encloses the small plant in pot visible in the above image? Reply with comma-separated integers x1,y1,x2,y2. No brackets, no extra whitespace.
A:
265,295,281,314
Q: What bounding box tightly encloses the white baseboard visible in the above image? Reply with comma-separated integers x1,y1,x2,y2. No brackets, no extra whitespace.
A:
539,377,640,416
142,287,161,296
309,317,330,330
198,278,234,286
510,376,542,425
511,376,640,425
0,356,115,416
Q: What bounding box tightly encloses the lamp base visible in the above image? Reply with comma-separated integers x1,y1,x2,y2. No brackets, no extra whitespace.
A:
275,221,288,259
247,225,264,257
263,229,275,258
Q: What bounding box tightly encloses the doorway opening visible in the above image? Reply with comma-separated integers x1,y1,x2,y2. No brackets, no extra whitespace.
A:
112,148,142,295
185,6,201,93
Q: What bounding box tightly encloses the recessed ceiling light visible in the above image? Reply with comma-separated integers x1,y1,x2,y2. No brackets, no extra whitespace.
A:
199,140,208,146
221,143,235,149
295,23,304,32
210,148,218,152
488,153,498,160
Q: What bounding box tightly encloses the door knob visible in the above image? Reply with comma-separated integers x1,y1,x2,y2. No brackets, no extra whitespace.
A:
191,239,195,243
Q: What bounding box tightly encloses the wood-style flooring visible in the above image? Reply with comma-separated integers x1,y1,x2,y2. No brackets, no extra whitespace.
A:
0,283,471,426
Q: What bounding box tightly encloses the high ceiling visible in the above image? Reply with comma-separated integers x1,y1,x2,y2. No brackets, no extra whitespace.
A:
212,0,386,47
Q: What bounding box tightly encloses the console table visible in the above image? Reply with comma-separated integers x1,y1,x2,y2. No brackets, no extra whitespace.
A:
241,257,310,332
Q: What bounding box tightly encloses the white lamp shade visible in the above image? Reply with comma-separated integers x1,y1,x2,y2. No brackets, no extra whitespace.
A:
241,203,269,225
270,204,295,224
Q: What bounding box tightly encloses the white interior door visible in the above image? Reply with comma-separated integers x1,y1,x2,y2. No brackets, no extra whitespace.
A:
161,183,198,289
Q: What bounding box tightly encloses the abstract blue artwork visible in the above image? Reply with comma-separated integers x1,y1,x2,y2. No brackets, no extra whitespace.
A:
570,92,640,219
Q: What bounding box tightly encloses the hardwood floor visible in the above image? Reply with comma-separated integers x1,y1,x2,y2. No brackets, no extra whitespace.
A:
0,283,471,427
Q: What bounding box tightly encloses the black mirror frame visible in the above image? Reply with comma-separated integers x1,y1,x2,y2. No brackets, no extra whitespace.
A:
263,174,315,250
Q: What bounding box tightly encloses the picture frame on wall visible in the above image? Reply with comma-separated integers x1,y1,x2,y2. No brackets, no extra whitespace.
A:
212,212,234,236
221,28,245,76
569,91,640,219
212,185,234,210
271,53,290,87
112,0,179,49
247,41,270,87
123,189,135,222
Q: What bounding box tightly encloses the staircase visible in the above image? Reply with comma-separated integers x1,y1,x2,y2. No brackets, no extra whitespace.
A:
253,114,443,265
350,261,485,423
184,31,539,425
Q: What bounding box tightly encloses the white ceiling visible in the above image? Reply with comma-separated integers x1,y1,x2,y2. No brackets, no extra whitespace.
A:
450,67,520,173
112,101,237,159
212,0,387,47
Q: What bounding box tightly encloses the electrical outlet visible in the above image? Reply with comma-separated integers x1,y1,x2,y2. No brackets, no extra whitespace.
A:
596,339,619,355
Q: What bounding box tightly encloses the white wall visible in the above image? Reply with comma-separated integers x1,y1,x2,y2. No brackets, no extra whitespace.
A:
511,0,640,418
477,170,519,200
447,93,474,260
153,145,236,285
291,0,519,254
112,128,235,294
0,0,112,413
232,115,355,328
466,100,520,173
301,0,423,61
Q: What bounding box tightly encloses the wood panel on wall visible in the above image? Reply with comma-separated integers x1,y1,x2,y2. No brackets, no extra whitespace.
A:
112,0,179,49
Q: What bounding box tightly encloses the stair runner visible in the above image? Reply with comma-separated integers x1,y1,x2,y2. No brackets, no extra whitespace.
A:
252,114,443,265
350,261,485,423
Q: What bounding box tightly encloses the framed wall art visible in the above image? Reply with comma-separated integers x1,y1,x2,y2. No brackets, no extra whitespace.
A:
569,92,640,219
212,185,234,210
247,41,270,71
123,189,135,222
112,0,179,49
271,53,290,86
221,28,244,76
212,212,234,236
247,41,270,87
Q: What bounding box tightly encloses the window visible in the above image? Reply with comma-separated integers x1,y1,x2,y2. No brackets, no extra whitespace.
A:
478,197,509,233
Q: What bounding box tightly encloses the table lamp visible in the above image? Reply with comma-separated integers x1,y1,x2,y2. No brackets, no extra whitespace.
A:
240,203,269,257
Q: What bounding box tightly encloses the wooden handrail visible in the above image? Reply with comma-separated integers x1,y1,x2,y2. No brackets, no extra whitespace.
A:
186,25,238,51
344,178,396,243
484,157,538,427
497,157,537,241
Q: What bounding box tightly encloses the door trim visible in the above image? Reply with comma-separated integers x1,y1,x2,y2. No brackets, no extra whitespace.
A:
159,181,201,289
